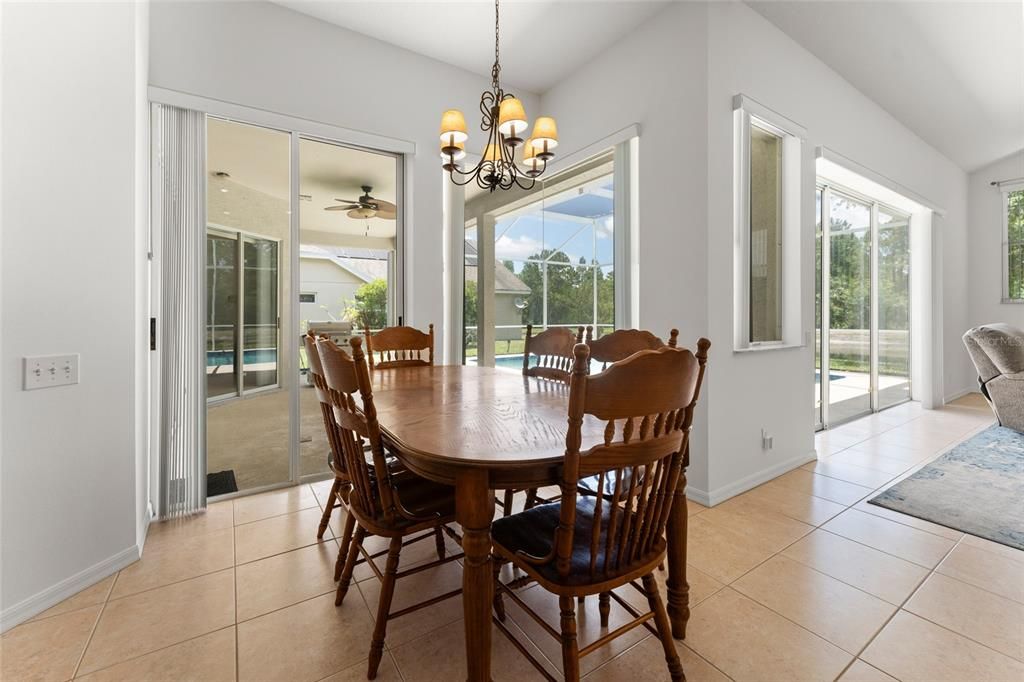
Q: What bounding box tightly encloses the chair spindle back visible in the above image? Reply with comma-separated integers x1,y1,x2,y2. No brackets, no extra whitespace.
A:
315,336,396,523
304,331,346,477
522,324,585,383
554,339,710,580
583,327,681,371
364,324,434,371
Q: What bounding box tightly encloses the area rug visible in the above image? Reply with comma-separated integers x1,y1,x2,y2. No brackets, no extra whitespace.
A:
869,424,1024,550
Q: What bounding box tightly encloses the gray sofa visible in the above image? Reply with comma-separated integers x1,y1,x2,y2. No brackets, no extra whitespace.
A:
963,324,1024,432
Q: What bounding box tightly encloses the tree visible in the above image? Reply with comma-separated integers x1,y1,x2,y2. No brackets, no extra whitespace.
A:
344,279,388,330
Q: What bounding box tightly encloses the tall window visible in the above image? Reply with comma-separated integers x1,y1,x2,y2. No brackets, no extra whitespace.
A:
1004,187,1024,301
463,151,618,367
733,95,804,351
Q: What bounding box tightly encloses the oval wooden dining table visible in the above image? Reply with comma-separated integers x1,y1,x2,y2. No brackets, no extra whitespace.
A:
370,364,692,681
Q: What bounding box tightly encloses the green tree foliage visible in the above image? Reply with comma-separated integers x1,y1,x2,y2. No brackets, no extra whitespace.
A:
509,249,613,328
344,279,388,330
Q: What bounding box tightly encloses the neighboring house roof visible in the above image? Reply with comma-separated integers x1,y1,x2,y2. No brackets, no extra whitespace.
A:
300,246,389,283
463,242,531,295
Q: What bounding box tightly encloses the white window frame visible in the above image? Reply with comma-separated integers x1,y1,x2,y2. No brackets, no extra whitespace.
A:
1001,181,1024,303
733,94,806,352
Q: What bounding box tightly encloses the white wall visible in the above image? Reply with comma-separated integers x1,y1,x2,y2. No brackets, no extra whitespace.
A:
538,1,713,491
1,1,148,626
966,151,1024,344
148,0,540,356
541,1,972,502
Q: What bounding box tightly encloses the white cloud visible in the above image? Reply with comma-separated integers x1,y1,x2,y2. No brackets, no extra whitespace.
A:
495,233,544,261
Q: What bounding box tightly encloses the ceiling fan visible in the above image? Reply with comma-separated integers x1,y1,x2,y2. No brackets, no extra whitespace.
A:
324,185,397,220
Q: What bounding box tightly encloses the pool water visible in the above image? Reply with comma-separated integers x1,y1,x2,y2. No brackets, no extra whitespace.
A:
207,349,277,367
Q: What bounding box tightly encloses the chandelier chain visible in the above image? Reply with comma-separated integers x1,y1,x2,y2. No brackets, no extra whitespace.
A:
491,0,501,89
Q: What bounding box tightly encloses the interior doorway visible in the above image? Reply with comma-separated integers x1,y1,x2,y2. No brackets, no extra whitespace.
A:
816,184,912,429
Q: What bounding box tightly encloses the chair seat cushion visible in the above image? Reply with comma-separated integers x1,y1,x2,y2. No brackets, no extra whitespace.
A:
491,497,663,586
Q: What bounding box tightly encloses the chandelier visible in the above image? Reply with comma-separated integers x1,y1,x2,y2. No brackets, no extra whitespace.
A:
439,0,559,192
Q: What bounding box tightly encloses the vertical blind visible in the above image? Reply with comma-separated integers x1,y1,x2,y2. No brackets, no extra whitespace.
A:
154,104,207,518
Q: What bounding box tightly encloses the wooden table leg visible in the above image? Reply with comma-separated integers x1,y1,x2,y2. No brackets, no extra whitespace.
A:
456,468,495,681
666,468,690,639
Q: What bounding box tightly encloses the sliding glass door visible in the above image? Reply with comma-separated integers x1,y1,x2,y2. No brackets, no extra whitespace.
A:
200,114,403,497
817,185,911,428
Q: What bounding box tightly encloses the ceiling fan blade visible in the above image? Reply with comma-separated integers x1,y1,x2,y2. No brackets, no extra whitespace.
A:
324,204,360,211
334,198,363,205
375,208,397,220
369,199,397,213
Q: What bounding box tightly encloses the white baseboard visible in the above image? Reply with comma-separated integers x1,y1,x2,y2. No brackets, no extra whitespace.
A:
944,386,979,404
686,450,818,507
1,544,141,633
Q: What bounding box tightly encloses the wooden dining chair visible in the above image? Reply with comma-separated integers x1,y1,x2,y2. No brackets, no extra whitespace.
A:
303,331,351,545
316,335,463,680
491,339,710,682
521,324,581,382
498,325,585,516
578,327,680,500
364,324,434,371
584,326,679,371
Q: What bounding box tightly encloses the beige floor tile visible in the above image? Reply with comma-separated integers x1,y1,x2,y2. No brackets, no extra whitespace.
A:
27,575,114,622
0,605,100,682
732,555,896,654
233,484,319,526
505,583,648,676
851,499,964,541
584,635,730,682
310,477,339,509
905,572,1024,661
685,588,851,682
613,563,723,615
722,483,846,526
823,509,956,568
234,507,336,565
838,659,898,681
842,439,929,463
320,652,402,681
766,468,874,506
687,497,707,516
145,501,233,545
356,559,464,648
826,448,915,475
959,534,1024,564
783,530,929,604
236,540,340,622
685,515,778,584
802,459,898,488
236,592,375,682
78,569,235,675
351,530,462,583
390,617,557,681
111,527,234,599
76,627,236,682
862,611,1024,681
699,500,814,550
936,542,1024,603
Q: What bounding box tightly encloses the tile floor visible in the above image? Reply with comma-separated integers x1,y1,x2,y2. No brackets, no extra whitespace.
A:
4,395,1023,681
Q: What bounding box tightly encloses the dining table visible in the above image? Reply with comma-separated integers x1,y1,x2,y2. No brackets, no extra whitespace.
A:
370,364,692,681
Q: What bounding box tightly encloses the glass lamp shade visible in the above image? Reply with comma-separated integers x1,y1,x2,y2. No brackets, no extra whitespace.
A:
439,109,468,145
497,98,528,137
529,117,559,152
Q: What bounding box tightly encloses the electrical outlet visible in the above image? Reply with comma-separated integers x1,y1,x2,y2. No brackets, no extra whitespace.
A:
24,354,79,390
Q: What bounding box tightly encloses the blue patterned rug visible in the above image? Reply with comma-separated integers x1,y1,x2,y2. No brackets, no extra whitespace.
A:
869,425,1024,550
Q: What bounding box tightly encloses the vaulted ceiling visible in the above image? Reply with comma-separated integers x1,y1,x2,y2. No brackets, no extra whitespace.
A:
748,0,1024,172
271,0,670,94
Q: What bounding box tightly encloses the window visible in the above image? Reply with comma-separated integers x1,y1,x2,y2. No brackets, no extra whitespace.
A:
733,95,805,351
298,292,316,303
1004,186,1024,302
462,149,621,367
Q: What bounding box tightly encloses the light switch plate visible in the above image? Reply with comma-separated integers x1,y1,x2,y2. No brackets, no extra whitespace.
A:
24,354,80,390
